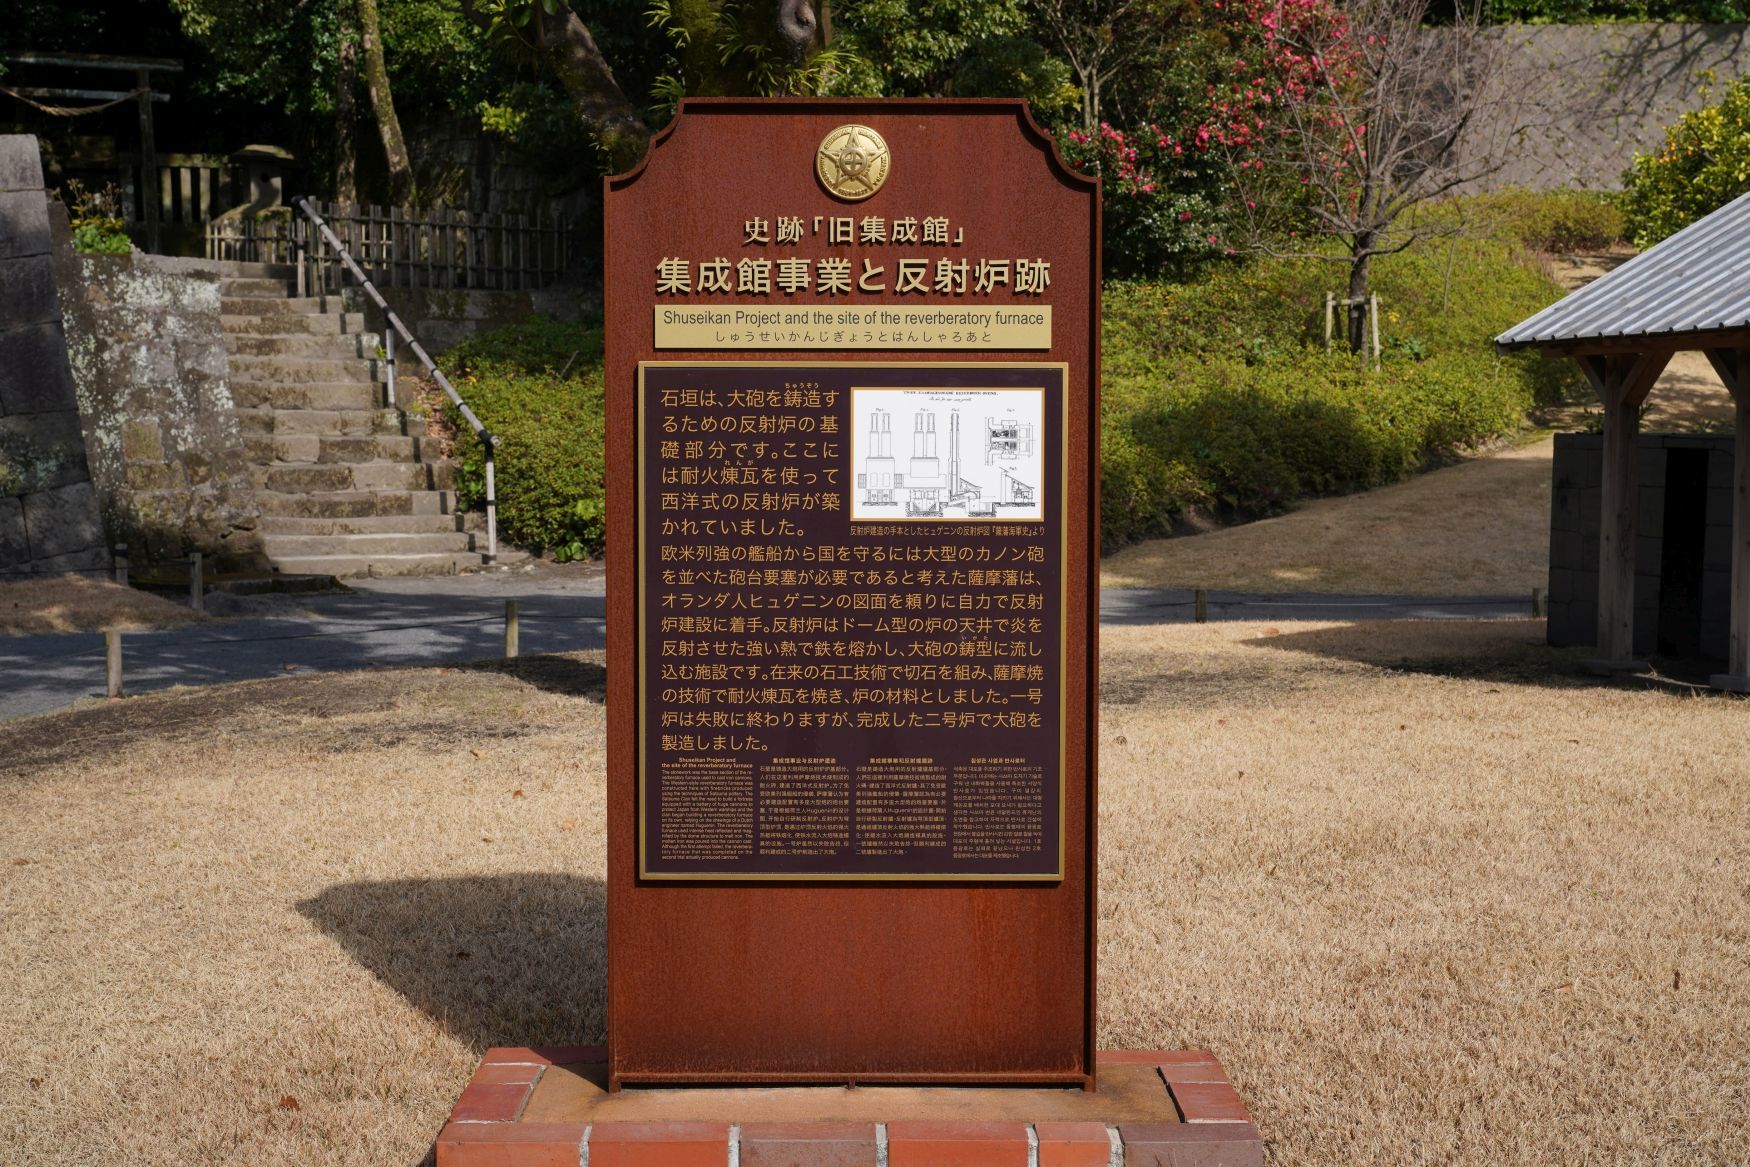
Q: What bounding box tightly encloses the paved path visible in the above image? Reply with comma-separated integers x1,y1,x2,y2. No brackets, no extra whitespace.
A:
0,570,1532,721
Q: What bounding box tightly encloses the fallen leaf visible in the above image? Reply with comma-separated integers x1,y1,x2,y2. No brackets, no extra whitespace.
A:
469,748,482,758
454,950,471,961
12,858,28,866
1263,627,1281,637
29,1078,42,1089
1114,735,1127,745
1216,718,1227,726
278,1095,300,1111
481,835,493,843
560,818,578,831
512,788,525,798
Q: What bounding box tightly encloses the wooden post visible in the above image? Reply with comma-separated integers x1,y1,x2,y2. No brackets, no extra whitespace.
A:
1582,351,1669,673
106,630,123,699
135,69,160,252
1531,586,1544,618
113,543,129,588
1706,348,1750,691
504,599,520,658
1595,388,1640,668
1324,291,1334,352
189,550,204,613
1370,292,1382,369
1194,588,1208,623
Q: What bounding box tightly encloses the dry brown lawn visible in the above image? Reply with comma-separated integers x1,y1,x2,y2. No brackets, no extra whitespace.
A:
0,575,205,636
2,627,1747,1167
1101,436,1557,595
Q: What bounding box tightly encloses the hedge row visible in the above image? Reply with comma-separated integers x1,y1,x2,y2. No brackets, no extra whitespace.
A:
437,212,1581,557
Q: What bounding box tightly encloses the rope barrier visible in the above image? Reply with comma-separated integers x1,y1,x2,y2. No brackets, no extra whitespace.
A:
0,85,147,117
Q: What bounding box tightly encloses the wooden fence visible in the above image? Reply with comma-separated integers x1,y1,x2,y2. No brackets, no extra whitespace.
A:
205,201,570,291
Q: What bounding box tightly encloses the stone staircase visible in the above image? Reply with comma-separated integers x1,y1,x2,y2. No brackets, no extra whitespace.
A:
219,269,498,577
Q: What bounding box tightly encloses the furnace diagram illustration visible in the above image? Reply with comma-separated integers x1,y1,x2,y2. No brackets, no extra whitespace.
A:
851,387,1044,521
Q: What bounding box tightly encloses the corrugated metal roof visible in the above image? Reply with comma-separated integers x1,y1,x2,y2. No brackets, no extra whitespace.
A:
1496,188,1750,351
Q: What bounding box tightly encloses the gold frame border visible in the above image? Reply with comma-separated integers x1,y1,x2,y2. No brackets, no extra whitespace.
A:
637,360,1070,882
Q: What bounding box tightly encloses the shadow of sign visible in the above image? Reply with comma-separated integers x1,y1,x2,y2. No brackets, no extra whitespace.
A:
297,874,607,1053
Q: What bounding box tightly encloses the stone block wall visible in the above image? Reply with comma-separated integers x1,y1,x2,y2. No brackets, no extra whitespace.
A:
1467,23,1750,192
51,215,266,571
1548,432,1733,658
0,134,109,576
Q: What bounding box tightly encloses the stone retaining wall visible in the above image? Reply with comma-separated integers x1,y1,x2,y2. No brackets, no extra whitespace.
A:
51,214,266,571
0,135,109,577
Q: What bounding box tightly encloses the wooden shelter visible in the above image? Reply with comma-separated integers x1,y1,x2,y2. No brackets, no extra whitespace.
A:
1498,191,1750,691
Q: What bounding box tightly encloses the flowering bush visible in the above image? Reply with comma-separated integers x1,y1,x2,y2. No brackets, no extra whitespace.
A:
1057,122,1223,279
1621,75,1750,246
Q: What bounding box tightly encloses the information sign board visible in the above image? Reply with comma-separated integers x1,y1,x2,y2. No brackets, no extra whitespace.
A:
604,99,1100,1087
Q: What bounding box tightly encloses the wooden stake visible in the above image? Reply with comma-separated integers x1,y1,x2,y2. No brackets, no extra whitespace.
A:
1531,586,1544,618
1370,292,1382,369
504,599,520,658
1194,588,1208,624
1324,292,1334,352
113,543,129,588
106,630,123,699
189,550,203,612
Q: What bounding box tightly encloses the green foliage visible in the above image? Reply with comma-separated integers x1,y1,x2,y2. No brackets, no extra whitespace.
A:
1098,238,1579,548
61,180,132,255
644,0,868,115
440,319,607,560
1453,188,1627,253
1621,74,1750,246
828,0,1035,97
1478,0,1748,21
950,35,1080,121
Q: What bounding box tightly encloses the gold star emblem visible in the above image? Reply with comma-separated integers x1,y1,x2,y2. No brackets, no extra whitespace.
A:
816,124,890,202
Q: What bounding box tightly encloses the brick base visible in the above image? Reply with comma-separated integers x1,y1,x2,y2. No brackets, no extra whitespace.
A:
436,1048,1262,1167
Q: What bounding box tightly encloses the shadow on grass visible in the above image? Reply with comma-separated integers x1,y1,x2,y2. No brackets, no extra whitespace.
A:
1235,619,1723,693
451,654,608,702
297,874,607,1053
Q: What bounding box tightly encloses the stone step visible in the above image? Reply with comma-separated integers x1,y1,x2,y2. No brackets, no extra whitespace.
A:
257,489,458,518
228,354,384,384
254,461,436,493
263,531,478,557
218,277,293,298
245,434,439,465
235,407,411,437
266,550,487,578
260,513,467,535
220,295,331,315
232,380,382,411
222,312,369,336
225,332,381,358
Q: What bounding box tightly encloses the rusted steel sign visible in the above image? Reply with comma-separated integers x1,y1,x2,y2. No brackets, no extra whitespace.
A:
605,99,1099,1085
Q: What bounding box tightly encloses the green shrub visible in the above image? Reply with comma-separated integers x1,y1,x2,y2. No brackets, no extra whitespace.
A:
1098,238,1576,548
1459,187,1627,253
60,179,132,255
437,318,606,560
1621,75,1750,246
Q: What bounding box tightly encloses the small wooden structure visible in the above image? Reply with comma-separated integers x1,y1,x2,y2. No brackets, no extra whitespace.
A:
1498,190,1750,691
0,51,182,252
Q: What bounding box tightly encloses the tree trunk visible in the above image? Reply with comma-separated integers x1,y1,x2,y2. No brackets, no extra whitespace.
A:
1346,246,1373,354
357,0,414,205
335,0,358,205
537,4,651,173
